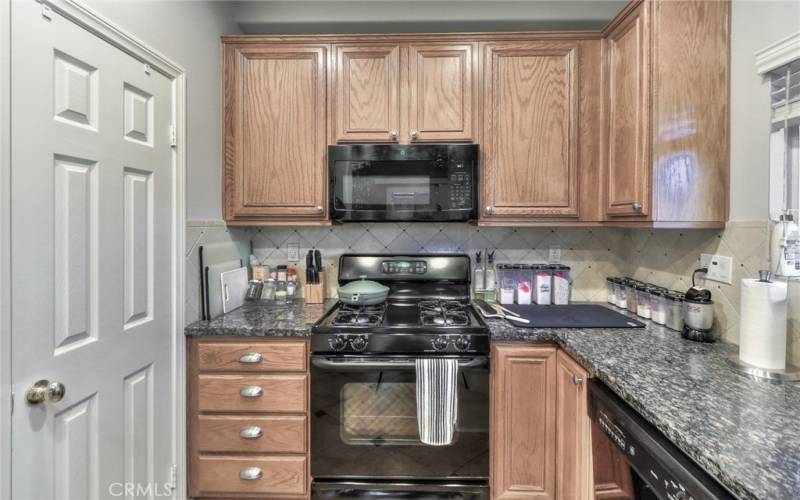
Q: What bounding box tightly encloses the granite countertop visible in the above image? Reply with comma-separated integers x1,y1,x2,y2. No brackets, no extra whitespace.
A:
184,300,800,500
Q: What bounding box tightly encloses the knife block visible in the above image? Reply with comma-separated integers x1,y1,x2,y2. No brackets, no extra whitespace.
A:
303,272,325,304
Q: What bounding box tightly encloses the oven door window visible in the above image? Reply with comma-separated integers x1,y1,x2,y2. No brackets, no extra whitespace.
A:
341,381,422,445
331,160,445,213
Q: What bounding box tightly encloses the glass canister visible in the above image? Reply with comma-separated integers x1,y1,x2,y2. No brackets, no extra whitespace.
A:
532,265,552,304
515,265,534,305
606,277,617,305
635,284,652,319
625,279,639,314
664,291,685,331
614,278,628,309
497,264,517,305
649,288,668,325
550,265,571,305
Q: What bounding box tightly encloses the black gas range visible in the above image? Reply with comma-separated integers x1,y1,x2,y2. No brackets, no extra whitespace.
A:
310,254,491,500
310,254,490,355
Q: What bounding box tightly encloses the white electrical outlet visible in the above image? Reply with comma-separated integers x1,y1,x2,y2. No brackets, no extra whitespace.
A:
549,245,561,263
287,242,300,262
700,253,732,284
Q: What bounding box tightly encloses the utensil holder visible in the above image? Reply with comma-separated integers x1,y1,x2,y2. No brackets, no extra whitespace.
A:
303,272,325,304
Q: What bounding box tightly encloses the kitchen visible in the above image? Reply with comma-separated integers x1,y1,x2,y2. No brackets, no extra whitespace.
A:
3,0,800,499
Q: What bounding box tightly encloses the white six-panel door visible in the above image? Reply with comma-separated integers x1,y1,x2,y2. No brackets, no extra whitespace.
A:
11,2,176,498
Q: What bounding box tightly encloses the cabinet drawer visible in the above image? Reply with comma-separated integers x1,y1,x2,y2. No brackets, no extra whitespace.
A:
196,455,307,496
197,341,307,372
198,374,307,413
197,415,307,453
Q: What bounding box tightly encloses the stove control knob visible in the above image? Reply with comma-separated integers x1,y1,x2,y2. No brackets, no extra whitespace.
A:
455,336,471,351
432,336,449,351
328,336,347,351
350,335,368,352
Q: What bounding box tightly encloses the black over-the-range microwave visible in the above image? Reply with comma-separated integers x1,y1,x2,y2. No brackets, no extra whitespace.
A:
328,144,479,222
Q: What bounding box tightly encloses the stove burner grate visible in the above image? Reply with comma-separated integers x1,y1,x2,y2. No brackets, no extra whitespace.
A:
332,303,386,326
418,300,470,327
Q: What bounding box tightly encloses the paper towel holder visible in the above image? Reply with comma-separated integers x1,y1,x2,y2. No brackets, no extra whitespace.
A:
726,354,800,384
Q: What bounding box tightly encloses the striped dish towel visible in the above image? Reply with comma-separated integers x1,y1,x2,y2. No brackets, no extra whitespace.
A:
415,358,459,446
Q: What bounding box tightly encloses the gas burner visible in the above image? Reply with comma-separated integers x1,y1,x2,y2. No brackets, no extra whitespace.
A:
332,303,386,327
419,300,470,327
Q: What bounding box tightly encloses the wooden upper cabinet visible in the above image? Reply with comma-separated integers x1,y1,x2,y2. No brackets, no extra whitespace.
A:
407,43,476,143
555,351,591,500
605,2,650,218
482,41,579,220
334,44,401,143
492,344,557,500
223,44,328,222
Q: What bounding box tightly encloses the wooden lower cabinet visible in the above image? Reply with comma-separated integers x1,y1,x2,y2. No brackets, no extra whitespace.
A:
188,338,310,499
491,344,593,500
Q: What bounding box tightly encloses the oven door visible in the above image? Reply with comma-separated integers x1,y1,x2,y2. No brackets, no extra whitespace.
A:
310,355,489,481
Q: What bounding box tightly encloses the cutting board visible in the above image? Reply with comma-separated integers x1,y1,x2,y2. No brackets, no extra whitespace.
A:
205,259,242,319
221,267,249,314
500,304,645,329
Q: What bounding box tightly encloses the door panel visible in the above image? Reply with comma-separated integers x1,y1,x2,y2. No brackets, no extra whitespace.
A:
491,345,556,499
605,3,650,218
482,42,579,219
592,420,636,500
334,44,400,143
11,3,175,498
555,351,591,500
224,44,328,220
407,43,476,143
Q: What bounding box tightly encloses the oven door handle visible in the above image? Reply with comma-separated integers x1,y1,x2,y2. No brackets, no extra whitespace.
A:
311,356,488,371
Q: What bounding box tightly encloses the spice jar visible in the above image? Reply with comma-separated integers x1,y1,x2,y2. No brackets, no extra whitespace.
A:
664,291,685,331
625,279,639,313
606,277,617,305
650,288,668,325
614,278,628,309
635,284,652,319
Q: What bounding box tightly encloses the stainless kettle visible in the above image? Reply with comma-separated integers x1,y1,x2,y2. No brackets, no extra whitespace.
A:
682,268,715,342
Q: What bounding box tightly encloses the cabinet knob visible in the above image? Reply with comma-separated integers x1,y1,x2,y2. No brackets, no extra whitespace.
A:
239,426,263,439
315,205,324,214
389,130,398,139
239,467,263,480
484,206,493,216
632,202,642,212
240,385,263,398
410,129,419,139
238,352,262,364
572,375,584,385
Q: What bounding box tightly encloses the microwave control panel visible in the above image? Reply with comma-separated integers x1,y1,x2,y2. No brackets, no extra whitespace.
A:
382,260,427,274
448,171,473,209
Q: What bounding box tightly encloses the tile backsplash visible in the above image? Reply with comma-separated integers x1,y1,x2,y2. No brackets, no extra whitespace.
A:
187,219,799,364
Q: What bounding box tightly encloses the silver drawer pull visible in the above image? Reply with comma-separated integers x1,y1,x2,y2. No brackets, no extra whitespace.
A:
240,385,263,398
239,352,263,364
239,467,263,480
240,426,263,439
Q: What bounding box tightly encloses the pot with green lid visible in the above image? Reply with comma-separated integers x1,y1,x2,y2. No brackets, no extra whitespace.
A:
338,276,390,305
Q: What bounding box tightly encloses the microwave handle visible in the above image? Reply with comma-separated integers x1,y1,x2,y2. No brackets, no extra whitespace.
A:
311,356,488,371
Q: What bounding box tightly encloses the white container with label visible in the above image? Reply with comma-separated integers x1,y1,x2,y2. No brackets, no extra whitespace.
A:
533,266,552,305
515,265,533,304
550,265,571,305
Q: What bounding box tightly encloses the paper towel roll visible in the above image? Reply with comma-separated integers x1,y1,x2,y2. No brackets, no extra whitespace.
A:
739,278,788,370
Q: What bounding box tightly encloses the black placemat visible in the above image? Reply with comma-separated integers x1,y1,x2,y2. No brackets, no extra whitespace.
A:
500,304,645,329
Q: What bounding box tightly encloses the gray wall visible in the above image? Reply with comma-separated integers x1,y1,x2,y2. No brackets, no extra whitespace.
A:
85,0,241,220
729,0,800,220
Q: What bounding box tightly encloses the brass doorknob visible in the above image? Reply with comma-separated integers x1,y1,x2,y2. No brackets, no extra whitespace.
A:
26,380,66,405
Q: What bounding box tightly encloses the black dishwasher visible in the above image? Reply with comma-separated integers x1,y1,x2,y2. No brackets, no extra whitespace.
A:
588,380,736,500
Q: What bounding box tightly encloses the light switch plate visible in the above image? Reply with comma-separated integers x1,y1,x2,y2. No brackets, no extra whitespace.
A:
700,253,733,284
549,245,561,264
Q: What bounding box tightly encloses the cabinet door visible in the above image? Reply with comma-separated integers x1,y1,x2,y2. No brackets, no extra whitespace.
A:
591,420,635,500
223,44,328,221
407,43,476,143
555,351,591,500
482,42,579,220
334,44,401,142
491,345,556,500
605,3,650,218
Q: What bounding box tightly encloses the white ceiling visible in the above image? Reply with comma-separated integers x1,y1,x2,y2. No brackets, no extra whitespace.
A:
232,0,628,34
